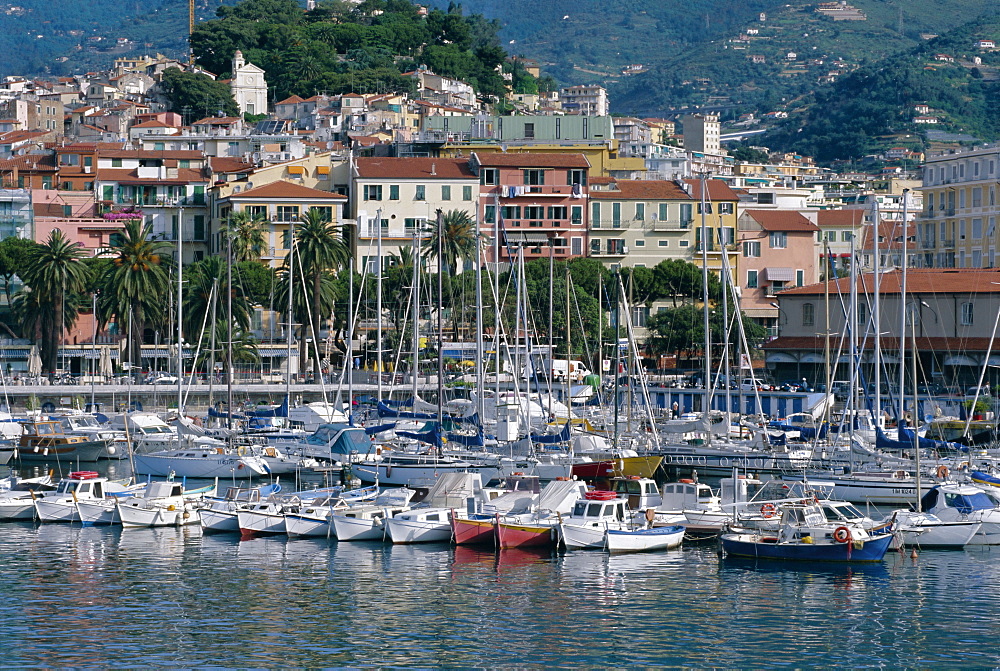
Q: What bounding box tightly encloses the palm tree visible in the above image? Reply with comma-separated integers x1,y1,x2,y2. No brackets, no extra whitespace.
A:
220,210,268,263
182,256,254,346
292,207,351,379
97,219,172,381
421,209,477,274
19,230,89,380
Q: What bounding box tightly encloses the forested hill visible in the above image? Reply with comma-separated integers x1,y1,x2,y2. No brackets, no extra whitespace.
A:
0,0,230,77
766,14,1000,162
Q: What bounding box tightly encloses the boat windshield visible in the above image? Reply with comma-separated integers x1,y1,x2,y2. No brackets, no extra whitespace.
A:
944,491,996,513
824,503,865,521
56,481,79,494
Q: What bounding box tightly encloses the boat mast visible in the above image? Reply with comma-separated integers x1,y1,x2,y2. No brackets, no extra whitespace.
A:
565,266,572,424
547,239,554,418
911,309,921,510
177,203,184,418
698,173,713,440
285,215,294,399
872,197,882,429
435,208,444,457
897,189,909,422
612,271,620,452
474,204,484,423
226,224,233,430
720,222,732,427
376,206,383,405
411,229,420,405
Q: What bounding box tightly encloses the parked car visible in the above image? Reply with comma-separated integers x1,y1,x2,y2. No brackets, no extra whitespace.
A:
966,385,992,398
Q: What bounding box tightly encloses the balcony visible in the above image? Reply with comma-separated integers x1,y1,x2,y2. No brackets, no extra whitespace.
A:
651,219,691,231
942,238,956,248
492,185,582,197
591,245,628,257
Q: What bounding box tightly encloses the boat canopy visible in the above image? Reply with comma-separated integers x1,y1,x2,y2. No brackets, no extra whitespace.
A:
923,487,996,513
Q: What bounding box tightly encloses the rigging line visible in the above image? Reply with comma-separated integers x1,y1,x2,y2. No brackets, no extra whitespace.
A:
181,279,216,410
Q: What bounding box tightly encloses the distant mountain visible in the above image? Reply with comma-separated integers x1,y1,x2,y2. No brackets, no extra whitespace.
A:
0,0,231,78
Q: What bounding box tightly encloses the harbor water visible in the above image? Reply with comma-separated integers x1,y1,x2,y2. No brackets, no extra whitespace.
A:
2,519,1000,667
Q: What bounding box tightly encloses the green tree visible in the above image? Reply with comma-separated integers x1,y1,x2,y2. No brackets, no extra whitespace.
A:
421,209,478,274
0,236,36,308
160,67,240,118
182,256,253,346
19,230,89,380
97,220,172,381
292,207,351,378
221,210,268,262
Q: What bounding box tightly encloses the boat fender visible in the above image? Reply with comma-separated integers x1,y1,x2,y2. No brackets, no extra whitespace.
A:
936,465,949,479
833,526,852,543
760,503,777,518
644,508,656,524
167,505,176,512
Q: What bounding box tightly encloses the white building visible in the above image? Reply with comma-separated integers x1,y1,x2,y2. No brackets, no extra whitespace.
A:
230,50,268,117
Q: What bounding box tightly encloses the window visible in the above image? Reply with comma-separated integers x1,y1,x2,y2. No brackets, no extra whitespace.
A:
548,206,567,220
658,240,669,247
484,205,496,223
111,158,122,168
635,203,645,220
718,202,734,215
441,185,451,201
612,203,621,228
803,302,815,326
248,205,267,219
796,269,804,287
502,206,521,220
973,187,983,208
658,203,668,221
193,185,205,205
769,280,787,295
747,270,758,288
973,219,983,239
524,122,534,139
194,215,205,241
83,156,92,168
841,231,853,242
523,169,545,186
61,182,72,191
679,240,690,248
277,205,299,222
463,185,473,201
58,154,79,166
179,159,189,169
281,230,291,249
591,239,602,254
743,240,761,257
404,217,424,233
591,202,601,228
62,205,72,217
311,206,333,222
568,169,587,186
769,231,787,249
523,206,543,219
480,169,499,185
679,203,693,227
364,185,382,201
635,240,645,247
102,185,113,201
961,302,974,325
153,142,165,151
571,206,582,226
389,185,399,200
415,185,425,201
757,192,774,205
697,202,713,214
571,237,582,255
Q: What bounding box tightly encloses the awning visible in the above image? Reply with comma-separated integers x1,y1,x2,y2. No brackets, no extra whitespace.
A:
286,166,306,175
258,348,292,357
799,353,826,364
944,354,979,366
504,233,549,245
765,352,797,364
742,307,779,318
0,349,30,359
59,349,120,359
316,165,330,175
765,267,795,282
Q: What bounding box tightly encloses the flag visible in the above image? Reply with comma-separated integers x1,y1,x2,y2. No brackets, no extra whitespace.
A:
740,353,752,370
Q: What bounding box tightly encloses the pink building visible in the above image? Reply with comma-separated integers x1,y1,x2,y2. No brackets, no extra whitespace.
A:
737,209,818,334
474,152,590,263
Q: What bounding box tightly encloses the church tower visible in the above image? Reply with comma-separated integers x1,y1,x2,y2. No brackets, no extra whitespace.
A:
230,49,268,116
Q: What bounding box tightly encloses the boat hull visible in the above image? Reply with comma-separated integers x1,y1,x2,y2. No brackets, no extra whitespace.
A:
354,462,501,488
0,498,36,520
497,521,556,549
605,525,685,553
118,501,199,527
284,513,332,538
133,453,269,478
33,499,80,523
720,533,893,562
199,507,240,533
16,440,107,463
451,516,495,546
237,510,286,537
332,514,388,542
896,521,981,548
385,517,451,544
75,499,120,525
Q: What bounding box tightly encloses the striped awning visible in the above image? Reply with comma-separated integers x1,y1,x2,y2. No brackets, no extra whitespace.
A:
59,349,120,359
765,267,795,282
0,349,30,359
258,348,292,357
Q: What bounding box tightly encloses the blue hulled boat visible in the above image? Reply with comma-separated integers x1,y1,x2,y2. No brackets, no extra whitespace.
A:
720,500,893,563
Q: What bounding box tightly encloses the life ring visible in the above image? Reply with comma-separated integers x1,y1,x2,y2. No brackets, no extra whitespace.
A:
833,526,852,543
760,503,777,518
936,465,949,479
237,446,247,456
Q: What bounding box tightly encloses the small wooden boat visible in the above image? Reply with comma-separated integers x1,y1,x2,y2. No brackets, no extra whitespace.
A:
497,519,557,548
605,524,685,554
451,515,496,546
15,420,108,462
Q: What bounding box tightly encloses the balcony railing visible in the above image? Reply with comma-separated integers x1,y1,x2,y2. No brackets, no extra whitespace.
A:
651,219,691,231
491,185,583,197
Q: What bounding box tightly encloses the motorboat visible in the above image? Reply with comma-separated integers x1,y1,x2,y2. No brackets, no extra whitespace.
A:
719,500,894,562
0,474,58,520
493,478,588,549
890,510,981,548
280,485,382,538
559,490,632,550
385,473,487,544
14,419,108,463
920,483,1000,545
604,525,686,553
116,480,212,527
53,412,129,460
237,487,350,538
33,471,141,523
324,488,418,541
199,483,282,533
132,446,270,478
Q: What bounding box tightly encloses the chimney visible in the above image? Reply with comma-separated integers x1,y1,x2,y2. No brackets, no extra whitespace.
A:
430,162,436,175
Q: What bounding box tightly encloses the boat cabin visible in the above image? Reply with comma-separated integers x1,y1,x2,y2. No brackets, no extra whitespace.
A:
55,476,105,499
922,485,1000,514
143,481,185,499
659,479,714,511
612,477,662,509
570,496,628,524
306,423,377,461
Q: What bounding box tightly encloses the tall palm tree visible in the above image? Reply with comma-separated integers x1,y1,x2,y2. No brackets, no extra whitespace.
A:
19,230,89,380
220,210,268,263
97,219,172,381
421,209,477,274
292,207,351,379
182,256,253,345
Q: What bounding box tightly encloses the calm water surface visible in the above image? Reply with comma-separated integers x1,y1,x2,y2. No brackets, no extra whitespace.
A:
1,519,999,668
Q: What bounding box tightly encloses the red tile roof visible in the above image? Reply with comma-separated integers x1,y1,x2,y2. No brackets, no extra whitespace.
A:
683,178,740,201
226,180,346,200
276,95,305,105
589,178,691,200
355,157,476,180
209,157,254,173
780,268,1000,296
743,209,818,232
96,168,208,184
475,152,590,169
